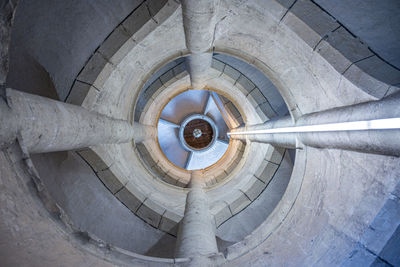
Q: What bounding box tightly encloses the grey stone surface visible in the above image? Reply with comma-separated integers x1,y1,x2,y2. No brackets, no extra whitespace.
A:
379,224,400,266
283,0,339,49
116,187,142,212
1,88,136,153
314,0,400,69
137,198,165,228
316,26,373,74
7,0,143,100
122,2,151,35
30,151,176,256
98,25,131,61
65,80,92,105
223,64,241,81
217,152,293,242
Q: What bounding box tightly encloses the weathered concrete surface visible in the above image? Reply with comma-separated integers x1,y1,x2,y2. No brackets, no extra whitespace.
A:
225,147,400,266
0,143,182,266
232,92,400,157
181,0,219,89
315,0,400,69
0,88,148,153
31,151,176,257
7,0,144,100
176,171,218,259
217,151,293,243
0,0,18,85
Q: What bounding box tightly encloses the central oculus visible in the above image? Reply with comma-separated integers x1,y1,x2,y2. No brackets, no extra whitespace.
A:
179,114,218,152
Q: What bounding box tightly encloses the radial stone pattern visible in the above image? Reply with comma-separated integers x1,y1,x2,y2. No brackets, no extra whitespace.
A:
157,90,230,170
183,119,213,149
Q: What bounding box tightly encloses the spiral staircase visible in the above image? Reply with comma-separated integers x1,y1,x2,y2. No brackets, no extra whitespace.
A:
1,0,400,266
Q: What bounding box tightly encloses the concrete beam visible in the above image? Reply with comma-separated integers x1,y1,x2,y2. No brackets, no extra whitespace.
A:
230,92,400,156
175,171,218,261
181,0,219,89
0,88,152,153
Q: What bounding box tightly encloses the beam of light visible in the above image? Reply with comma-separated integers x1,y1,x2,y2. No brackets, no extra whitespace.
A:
228,118,400,135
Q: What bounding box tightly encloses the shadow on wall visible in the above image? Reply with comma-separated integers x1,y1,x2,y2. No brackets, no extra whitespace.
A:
7,53,60,100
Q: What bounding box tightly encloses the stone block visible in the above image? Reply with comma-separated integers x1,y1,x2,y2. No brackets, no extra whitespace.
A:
223,65,241,81
229,191,251,215
255,160,279,184
146,0,168,18
265,146,285,164
98,25,130,61
316,27,372,74
215,170,227,183
151,0,179,23
225,160,238,174
343,61,389,99
258,101,277,119
211,202,232,227
236,75,256,93
116,187,143,212
77,149,108,172
66,80,92,105
144,79,163,102
161,174,177,185
255,105,269,122
77,51,108,85
248,88,267,106
122,3,151,35
172,62,186,76
97,168,124,194
159,210,182,236
159,69,175,86
340,244,376,267
283,0,339,49
360,197,400,254
225,102,241,119
258,0,296,21
175,179,188,187
136,198,165,228
219,95,230,105
242,176,266,201
136,143,156,167
236,115,244,126
151,162,167,179
347,56,400,97
212,58,225,72
385,85,400,97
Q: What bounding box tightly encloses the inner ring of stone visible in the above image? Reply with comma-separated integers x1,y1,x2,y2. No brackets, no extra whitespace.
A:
179,114,218,152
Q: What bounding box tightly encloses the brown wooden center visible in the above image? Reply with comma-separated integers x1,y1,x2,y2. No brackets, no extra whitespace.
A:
183,119,214,149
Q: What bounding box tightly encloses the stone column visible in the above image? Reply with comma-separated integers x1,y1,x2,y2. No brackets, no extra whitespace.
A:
230,92,400,156
175,171,218,260
0,88,152,153
230,115,297,149
181,0,219,90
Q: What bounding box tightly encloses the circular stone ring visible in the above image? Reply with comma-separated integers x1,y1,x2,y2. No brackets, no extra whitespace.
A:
178,114,219,153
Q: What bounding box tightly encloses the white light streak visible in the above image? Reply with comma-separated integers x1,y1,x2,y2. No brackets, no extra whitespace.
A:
228,118,400,135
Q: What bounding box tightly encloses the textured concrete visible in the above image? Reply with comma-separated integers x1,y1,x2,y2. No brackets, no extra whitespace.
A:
315,0,400,69
31,151,176,257
176,171,218,259
0,0,18,85
0,88,144,153
181,0,219,89
232,92,400,156
2,0,400,266
0,143,185,266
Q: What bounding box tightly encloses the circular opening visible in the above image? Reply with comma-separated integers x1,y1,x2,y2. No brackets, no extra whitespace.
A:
179,114,219,153
183,118,214,149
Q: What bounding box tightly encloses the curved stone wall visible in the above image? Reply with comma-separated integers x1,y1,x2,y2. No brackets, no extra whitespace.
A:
3,0,399,266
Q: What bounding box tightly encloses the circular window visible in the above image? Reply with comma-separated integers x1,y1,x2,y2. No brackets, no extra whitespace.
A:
179,114,218,152
157,90,232,170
